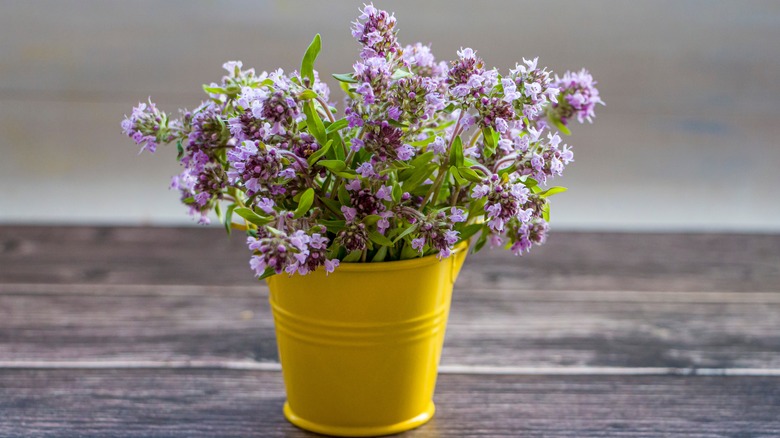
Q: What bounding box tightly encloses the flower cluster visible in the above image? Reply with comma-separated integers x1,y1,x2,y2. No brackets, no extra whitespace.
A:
122,3,602,279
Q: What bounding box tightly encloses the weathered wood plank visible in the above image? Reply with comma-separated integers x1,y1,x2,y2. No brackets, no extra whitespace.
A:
1,369,778,437
2,283,780,369
2,226,779,292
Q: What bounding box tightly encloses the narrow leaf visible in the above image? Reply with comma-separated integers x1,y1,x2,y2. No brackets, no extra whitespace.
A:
333,73,358,83
300,33,321,85
304,101,327,145
317,159,346,172
234,207,273,226
325,118,349,133
257,267,277,281
368,230,394,247
538,186,568,198
293,188,314,218
392,223,420,244
307,139,333,165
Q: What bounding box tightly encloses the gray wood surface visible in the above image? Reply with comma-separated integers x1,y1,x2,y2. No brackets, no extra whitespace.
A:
1,226,780,436
1,370,779,437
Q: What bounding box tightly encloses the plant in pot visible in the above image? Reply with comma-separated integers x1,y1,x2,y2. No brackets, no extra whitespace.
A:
122,4,602,436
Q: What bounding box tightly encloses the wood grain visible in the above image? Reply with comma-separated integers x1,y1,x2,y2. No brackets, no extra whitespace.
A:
1,369,778,437
2,283,780,369
1,227,779,369
2,226,779,291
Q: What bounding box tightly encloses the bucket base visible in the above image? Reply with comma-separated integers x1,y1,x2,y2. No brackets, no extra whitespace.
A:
283,401,435,437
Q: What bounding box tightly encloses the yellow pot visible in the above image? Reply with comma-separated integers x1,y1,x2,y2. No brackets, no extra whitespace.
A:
266,242,469,437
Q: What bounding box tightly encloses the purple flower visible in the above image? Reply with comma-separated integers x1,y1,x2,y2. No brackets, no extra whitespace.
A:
471,184,490,199
346,108,365,129
387,106,402,120
257,197,275,214
341,206,358,222
377,211,393,234
396,144,415,161
337,222,369,252
551,69,604,125
324,258,340,275
356,82,376,104
450,207,466,223
350,137,365,152
351,4,400,58
510,219,549,256
187,102,225,154
411,237,426,251
356,162,377,178
121,99,168,154
429,136,447,154
345,179,362,191
227,140,283,196
376,185,393,201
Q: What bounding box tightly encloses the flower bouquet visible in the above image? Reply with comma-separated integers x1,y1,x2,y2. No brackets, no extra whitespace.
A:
122,4,602,435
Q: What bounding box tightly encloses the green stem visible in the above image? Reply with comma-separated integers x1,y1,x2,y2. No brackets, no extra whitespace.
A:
422,109,466,208
315,96,336,124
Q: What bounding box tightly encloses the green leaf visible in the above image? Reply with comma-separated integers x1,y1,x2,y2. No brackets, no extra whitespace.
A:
325,118,349,133
317,159,347,172
399,152,434,181
293,188,314,218
337,185,350,206
300,33,321,85
551,118,572,136
307,139,333,165
473,230,488,253
223,204,236,235
319,196,342,217
538,186,568,198
468,197,486,218
234,207,273,226
449,166,467,185
368,230,393,247
482,127,498,158
392,223,419,244
202,85,227,95
371,246,388,262
320,219,346,233
391,182,402,203
449,135,464,167
333,170,358,179
298,89,318,100
214,202,223,222
176,140,184,160
332,73,358,83
386,119,408,129
303,101,327,145
497,163,517,178
457,223,483,242
542,202,551,222
403,163,437,192
408,135,435,147
343,250,363,262
391,68,414,80
457,167,485,183
362,215,381,226
257,267,277,281
521,176,539,188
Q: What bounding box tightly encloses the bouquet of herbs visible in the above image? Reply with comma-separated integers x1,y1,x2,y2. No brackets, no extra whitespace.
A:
122,4,603,279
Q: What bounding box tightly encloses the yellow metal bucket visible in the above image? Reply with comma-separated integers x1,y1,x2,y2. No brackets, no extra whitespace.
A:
266,242,468,437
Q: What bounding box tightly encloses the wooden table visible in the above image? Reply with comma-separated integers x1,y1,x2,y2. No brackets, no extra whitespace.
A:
1,227,779,436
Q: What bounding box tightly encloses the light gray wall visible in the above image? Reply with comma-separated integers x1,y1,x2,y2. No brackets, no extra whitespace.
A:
1,0,778,231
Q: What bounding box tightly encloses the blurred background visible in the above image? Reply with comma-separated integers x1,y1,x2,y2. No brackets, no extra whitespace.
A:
1,0,778,231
